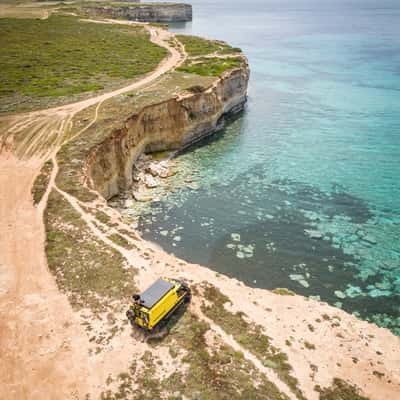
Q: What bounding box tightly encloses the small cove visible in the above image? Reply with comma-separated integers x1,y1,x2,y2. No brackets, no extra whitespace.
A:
123,0,400,334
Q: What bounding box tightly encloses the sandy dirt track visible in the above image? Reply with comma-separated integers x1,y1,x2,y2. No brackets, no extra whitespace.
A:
0,21,185,399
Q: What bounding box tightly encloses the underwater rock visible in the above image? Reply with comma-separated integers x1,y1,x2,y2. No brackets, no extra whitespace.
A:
236,251,245,259
345,285,364,298
231,233,241,242
123,199,134,208
334,290,346,299
289,273,309,288
368,289,391,298
299,279,310,288
160,230,168,236
187,183,199,190
146,161,170,178
289,274,304,281
144,174,159,188
375,281,391,290
304,229,323,239
132,191,153,202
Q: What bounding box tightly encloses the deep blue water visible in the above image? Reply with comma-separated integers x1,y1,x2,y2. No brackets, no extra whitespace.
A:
138,0,400,334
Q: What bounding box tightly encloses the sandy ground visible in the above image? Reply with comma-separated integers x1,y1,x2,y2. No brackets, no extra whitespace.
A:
0,154,90,399
0,18,399,400
0,21,185,399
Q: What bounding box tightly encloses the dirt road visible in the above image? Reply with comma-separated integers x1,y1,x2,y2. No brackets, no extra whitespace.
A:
0,22,184,399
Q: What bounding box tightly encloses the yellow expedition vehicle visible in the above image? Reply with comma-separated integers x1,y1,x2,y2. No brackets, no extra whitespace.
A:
126,278,191,331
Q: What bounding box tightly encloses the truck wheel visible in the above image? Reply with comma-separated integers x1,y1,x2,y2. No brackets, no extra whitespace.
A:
184,292,191,303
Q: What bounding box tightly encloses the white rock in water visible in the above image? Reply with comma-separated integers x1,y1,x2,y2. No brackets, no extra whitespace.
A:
345,285,363,298
289,274,304,282
334,290,346,299
231,233,241,242
124,199,134,208
144,174,158,188
132,191,153,202
236,251,245,259
146,162,170,178
160,230,168,236
299,279,310,288
304,229,323,239
173,236,181,242
187,183,199,190
226,243,235,249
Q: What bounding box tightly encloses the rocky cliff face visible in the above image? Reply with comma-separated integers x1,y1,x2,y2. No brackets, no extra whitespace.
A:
83,3,192,23
86,64,249,199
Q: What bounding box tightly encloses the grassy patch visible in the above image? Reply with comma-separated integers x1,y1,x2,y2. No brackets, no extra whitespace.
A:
177,34,241,57
95,210,111,225
177,56,242,77
272,288,295,296
102,311,289,400
108,233,134,250
31,159,53,205
0,15,166,110
315,378,369,400
201,284,306,400
45,189,137,313
304,341,316,350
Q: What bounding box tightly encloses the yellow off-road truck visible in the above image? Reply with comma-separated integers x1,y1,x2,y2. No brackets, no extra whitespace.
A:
126,278,191,331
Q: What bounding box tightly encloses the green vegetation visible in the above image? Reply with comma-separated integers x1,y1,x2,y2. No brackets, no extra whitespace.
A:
315,378,369,400
0,15,166,105
31,159,53,205
304,341,316,350
186,84,206,93
45,189,137,312
102,311,289,400
177,57,242,77
272,288,295,296
177,34,241,57
201,284,306,400
108,233,134,250
95,210,111,225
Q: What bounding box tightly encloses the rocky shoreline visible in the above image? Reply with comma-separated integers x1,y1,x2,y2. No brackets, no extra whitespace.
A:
80,2,193,23
86,63,250,200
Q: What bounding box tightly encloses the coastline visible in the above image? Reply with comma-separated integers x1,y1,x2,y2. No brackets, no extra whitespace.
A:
0,13,399,399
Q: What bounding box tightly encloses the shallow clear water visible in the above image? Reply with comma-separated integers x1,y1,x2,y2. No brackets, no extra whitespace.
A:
139,0,400,334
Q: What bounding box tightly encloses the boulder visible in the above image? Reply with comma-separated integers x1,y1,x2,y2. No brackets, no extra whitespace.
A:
144,174,158,188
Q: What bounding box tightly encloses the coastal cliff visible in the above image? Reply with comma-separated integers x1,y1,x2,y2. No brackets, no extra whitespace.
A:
81,3,192,22
86,64,249,199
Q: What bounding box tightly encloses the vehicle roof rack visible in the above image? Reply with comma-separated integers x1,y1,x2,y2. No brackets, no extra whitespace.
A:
140,278,174,309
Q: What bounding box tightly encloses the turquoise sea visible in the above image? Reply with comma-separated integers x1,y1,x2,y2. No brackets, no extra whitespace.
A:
141,0,400,334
